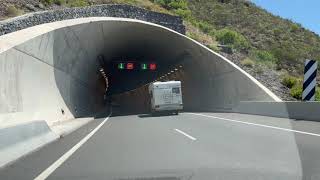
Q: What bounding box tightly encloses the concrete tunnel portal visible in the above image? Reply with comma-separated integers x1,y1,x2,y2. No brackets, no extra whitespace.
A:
0,17,280,122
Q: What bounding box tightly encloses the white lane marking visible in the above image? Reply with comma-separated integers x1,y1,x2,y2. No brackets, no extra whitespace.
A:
174,129,197,141
187,113,320,137
34,113,112,180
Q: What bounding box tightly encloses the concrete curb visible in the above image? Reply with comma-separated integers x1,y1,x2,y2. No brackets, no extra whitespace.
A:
51,117,94,137
233,101,320,122
0,117,95,168
0,121,59,168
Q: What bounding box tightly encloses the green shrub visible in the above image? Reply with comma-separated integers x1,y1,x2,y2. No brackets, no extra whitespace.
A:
290,85,303,100
207,43,219,52
6,5,23,17
281,75,298,88
273,28,282,37
168,0,188,10
271,46,300,64
196,21,214,33
174,8,192,19
316,87,320,101
41,0,54,5
215,28,250,51
152,0,188,10
55,0,66,5
241,58,255,68
41,0,65,5
290,24,300,32
251,50,278,63
152,0,192,19
67,0,88,7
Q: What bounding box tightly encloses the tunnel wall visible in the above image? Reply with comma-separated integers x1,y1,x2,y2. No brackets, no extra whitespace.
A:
0,17,280,126
0,18,107,126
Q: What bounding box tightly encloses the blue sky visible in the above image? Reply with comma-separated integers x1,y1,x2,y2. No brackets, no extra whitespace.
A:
252,0,320,35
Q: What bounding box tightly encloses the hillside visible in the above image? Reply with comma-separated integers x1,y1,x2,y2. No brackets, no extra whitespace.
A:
0,0,319,100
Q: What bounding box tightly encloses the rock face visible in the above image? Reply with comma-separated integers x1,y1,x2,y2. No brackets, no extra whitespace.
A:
24,4,36,11
220,52,296,101
0,4,185,36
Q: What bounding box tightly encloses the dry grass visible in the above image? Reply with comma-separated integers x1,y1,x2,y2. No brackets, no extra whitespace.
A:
6,5,23,17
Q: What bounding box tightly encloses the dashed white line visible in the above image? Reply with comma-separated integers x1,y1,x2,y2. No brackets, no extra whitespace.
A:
187,113,320,137
174,128,197,141
34,112,112,180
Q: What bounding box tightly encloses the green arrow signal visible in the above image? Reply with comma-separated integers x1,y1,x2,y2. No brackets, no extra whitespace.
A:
141,63,147,70
118,63,124,69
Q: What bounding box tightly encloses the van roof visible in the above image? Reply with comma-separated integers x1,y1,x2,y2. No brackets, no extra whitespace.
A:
152,81,181,85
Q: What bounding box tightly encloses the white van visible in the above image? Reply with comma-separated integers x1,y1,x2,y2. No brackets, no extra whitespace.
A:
149,81,183,114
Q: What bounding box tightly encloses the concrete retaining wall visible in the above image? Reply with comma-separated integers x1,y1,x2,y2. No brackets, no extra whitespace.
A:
234,101,320,121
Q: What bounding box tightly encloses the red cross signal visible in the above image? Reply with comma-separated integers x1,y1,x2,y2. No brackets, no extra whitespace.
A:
150,63,157,70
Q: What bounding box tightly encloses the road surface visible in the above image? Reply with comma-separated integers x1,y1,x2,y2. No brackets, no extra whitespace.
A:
1,112,320,180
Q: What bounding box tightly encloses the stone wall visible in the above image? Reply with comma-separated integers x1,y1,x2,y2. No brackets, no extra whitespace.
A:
0,4,185,36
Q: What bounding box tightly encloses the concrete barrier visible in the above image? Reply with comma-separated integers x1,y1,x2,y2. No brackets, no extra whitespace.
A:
234,101,320,121
0,121,59,167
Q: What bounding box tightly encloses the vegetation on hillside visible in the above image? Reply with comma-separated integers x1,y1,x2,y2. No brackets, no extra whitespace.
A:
187,0,320,71
150,0,320,100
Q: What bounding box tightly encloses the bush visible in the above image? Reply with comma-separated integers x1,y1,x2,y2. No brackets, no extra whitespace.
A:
41,0,54,5
55,0,66,5
168,0,188,10
241,58,255,68
67,0,88,7
290,24,300,32
251,50,278,63
281,75,298,88
290,85,303,100
174,8,192,19
271,46,300,64
41,0,65,5
6,5,23,17
207,43,219,52
196,21,214,34
215,28,250,51
152,0,188,10
316,88,320,101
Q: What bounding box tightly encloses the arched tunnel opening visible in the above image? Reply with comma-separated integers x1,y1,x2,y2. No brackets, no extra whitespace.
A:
0,18,278,122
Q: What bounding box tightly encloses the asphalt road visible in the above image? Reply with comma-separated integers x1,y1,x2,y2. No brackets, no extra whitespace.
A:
1,112,320,180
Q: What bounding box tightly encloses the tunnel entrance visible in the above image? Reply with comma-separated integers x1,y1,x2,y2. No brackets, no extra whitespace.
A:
49,18,279,117
0,17,278,122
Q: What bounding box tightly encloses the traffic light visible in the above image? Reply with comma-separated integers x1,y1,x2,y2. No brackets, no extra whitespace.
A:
141,63,148,70
126,63,134,70
118,63,125,70
150,63,157,70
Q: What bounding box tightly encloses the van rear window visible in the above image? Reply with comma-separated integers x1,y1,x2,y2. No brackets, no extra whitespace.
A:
172,87,180,94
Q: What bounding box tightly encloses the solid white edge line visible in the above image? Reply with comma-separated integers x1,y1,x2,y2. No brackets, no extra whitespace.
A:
187,113,320,137
174,129,197,141
34,112,112,180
